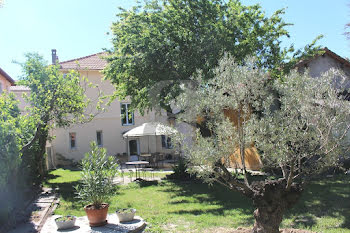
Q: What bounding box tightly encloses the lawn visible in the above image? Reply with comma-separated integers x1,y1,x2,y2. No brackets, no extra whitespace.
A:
44,169,350,233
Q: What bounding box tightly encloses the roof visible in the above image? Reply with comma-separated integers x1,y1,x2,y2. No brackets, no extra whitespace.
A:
296,47,350,69
59,52,107,70
10,85,30,91
0,67,15,86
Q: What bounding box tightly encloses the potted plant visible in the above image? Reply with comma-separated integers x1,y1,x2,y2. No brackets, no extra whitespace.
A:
55,215,76,230
76,142,118,227
116,208,136,222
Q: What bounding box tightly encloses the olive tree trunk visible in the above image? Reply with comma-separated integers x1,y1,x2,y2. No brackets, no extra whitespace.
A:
251,179,303,233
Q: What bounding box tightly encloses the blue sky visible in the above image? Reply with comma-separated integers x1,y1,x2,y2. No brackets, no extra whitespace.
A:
0,0,349,80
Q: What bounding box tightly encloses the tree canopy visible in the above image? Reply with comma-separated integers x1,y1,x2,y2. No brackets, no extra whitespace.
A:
19,53,91,179
105,0,321,113
174,55,350,232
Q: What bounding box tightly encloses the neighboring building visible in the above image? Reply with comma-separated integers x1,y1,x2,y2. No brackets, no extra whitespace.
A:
0,67,15,93
296,47,350,82
9,86,31,111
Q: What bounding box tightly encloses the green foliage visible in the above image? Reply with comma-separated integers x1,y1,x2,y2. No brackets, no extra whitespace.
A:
167,158,193,181
75,142,119,207
50,169,350,232
55,216,75,222
105,0,321,113
19,53,89,128
0,52,94,228
177,54,350,185
0,93,22,221
17,53,91,181
0,93,22,189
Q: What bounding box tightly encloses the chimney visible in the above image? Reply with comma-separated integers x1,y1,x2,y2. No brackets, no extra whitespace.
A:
51,49,58,65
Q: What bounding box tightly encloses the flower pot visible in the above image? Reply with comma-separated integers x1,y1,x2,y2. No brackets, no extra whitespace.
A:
116,208,136,222
84,203,109,227
55,215,76,230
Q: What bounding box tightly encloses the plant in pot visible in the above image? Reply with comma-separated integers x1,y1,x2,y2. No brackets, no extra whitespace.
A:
55,215,76,230
116,208,136,222
75,141,118,227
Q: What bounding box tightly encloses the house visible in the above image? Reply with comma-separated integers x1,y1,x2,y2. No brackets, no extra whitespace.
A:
0,67,15,93
47,50,173,167
0,68,30,112
10,47,350,169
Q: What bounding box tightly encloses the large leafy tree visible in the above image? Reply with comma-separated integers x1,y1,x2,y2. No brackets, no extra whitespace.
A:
175,55,350,233
0,54,94,226
19,53,90,180
104,0,321,113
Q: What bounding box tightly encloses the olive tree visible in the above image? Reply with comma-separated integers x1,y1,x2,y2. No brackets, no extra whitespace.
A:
175,55,350,233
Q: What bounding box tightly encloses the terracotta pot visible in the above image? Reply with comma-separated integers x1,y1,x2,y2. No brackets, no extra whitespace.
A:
84,203,109,227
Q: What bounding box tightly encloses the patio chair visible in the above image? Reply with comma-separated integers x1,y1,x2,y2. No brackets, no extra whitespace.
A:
157,153,165,168
140,153,152,162
149,154,157,168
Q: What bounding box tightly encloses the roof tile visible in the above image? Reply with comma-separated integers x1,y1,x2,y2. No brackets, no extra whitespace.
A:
59,52,107,70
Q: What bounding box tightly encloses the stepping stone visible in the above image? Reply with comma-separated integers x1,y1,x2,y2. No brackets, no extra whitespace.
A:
41,214,146,233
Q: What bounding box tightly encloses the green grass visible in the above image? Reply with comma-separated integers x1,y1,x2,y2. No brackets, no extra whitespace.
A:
45,168,350,232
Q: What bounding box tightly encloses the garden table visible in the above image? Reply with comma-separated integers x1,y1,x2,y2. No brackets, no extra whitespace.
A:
125,161,149,181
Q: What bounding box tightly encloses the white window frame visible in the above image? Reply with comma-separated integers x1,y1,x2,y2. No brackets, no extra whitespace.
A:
69,132,77,150
121,103,134,126
96,130,103,147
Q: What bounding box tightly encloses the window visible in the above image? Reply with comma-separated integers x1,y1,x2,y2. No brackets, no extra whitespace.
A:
0,82,2,94
96,130,103,147
69,132,76,149
121,103,134,126
161,135,172,149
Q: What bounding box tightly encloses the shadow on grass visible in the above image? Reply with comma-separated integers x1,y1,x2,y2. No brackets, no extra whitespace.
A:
161,175,350,229
285,174,350,229
162,179,255,225
45,179,83,210
137,180,159,187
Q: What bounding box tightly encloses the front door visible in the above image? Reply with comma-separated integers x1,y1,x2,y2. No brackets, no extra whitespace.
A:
129,139,140,161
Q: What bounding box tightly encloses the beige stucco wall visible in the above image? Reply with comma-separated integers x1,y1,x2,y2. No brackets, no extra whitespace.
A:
50,70,170,162
307,54,350,78
298,54,350,88
0,73,12,93
10,89,30,112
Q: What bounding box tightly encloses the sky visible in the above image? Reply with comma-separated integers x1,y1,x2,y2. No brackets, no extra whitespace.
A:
0,0,349,80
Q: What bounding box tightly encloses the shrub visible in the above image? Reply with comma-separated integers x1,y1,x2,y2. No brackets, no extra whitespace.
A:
75,142,119,208
167,158,194,181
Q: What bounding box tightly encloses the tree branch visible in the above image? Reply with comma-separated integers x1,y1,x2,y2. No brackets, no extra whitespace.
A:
216,162,253,197
286,158,296,191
